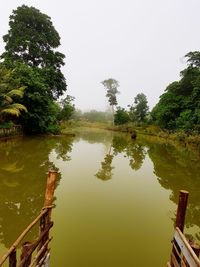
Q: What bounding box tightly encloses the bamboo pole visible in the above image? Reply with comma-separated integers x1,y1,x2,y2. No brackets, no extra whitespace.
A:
18,222,53,267
20,242,32,267
44,170,57,208
37,170,57,265
171,190,189,266
9,250,16,267
29,238,52,267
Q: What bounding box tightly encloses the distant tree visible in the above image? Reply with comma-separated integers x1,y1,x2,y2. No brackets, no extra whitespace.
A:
58,95,75,121
129,93,149,123
71,109,83,121
114,107,130,125
101,78,120,124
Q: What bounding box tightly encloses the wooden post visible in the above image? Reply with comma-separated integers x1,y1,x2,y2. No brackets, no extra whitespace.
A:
175,190,189,233
37,170,57,265
44,170,57,208
20,242,32,267
171,190,189,266
9,250,16,267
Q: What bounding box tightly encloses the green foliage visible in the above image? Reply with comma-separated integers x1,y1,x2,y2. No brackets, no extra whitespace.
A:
133,93,149,122
101,78,120,107
114,107,130,125
152,51,200,132
0,5,68,134
81,110,112,123
58,95,75,121
129,93,149,123
0,121,14,129
0,64,27,122
1,5,67,99
101,78,120,125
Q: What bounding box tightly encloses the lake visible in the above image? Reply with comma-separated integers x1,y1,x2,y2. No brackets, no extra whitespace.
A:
0,129,199,266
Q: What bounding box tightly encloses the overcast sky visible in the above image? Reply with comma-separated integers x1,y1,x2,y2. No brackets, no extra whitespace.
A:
1,0,200,111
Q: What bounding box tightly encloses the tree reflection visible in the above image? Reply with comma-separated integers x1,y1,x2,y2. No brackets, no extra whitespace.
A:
95,134,146,181
147,141,200,241
112,135,146,171
0,136,74,248
95,153,114,181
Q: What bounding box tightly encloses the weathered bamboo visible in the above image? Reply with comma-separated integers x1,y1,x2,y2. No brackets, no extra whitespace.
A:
175,190,189,232
9,250,16,267
18,222,53,267
175,227,200,266
189,242,200,258
171,190,189,267
36,250,50,267
0,209,49,266
44,170,57,209
29,238,52,267
20,242,32,267
37,170,57,264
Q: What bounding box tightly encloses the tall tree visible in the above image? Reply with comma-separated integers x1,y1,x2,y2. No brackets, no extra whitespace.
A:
1,5,67,99
1,5,67,133
101,78,120,124
129,93,149,123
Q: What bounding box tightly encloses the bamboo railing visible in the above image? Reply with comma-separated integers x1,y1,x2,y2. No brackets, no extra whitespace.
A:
167,190,200,267
0,170,57,267
0,126,22,137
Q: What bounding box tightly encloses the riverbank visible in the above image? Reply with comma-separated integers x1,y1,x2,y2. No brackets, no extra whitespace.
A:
0,125,22,139
61,121,200,150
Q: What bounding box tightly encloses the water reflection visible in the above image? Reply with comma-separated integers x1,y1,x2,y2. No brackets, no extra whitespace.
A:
95,154,114,181
0,130,200,256
112,135,146,171
147,140,200,241
95,134,146,180
0,136,74,248
92,132,200,241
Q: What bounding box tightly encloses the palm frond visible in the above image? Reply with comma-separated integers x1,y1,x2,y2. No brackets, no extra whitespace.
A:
11,103,27,112
1,108,21,117
0,94,13,103
7,89,24,98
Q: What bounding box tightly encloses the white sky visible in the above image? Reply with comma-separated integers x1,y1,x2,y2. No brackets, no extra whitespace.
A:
1,0,200,111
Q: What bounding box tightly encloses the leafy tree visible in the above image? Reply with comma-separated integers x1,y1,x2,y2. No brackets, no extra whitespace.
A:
58,95,75,121
129,93,149,123
101,78,120,124
0,65,27,123
10,63,60,134
152,51,200,131
80,110,112,123
114,106,130,125
1,5,67,99
0,5,68,134
151,83,183,129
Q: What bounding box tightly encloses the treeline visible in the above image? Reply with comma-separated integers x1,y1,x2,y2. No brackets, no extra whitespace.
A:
152,52,200,133
102,53,200,133
1,5,200,135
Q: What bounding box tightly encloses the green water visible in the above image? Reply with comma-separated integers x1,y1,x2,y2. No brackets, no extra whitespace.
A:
0,130,200,266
